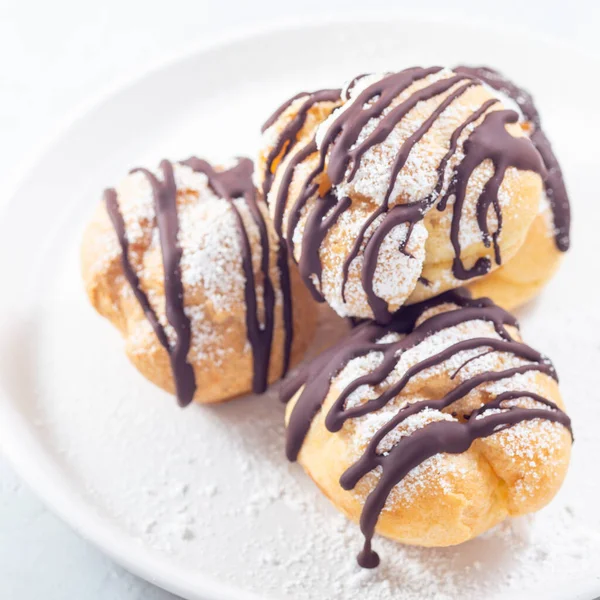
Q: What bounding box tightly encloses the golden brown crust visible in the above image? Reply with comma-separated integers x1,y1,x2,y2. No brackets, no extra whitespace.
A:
467,205,563,310
259,70,545,320
81,162,318,404
285,302,571,547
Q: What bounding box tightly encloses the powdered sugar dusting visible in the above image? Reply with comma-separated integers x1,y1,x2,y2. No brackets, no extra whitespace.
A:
324,304,559,509
372,222,428,309
106,160,267,365
317,211,429,318
272,67,541,319
318,68,511,221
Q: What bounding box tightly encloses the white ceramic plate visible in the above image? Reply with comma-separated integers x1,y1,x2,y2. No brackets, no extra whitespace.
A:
1,18,599,600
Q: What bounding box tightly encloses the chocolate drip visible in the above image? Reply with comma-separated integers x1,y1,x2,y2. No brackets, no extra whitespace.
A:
276,242,293,375
105,157,293,405
345,394,571,569
283,289,571,568
262,93,306,133
180,157,292,393
272,141,315,247
130,161,197,407
455,65,571,252
299,192,352,302
276,139,352,305
105,189,170,351
286,289,530,459
268,67,546,322
340,80,480,310
273,68,451,320
261,89,341,197
437,109,546,279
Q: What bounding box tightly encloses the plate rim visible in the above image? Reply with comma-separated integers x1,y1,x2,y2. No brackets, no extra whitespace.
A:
0,15,597,600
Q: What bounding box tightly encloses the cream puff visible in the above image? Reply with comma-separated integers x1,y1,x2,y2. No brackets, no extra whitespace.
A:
258,67,557,322
283,288,572,567
456,66,570,310
81,157,317,405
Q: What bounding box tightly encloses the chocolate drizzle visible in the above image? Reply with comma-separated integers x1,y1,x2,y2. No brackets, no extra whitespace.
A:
436,108,546,279
455,65,571,252
105,157,293,405
261,89,341,198
283,288,572,568
106,161,196,407
105,189,170,351
265,67,547,322
135,162,198,406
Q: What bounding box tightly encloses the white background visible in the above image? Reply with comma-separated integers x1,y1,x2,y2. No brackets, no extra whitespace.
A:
1,1,599,598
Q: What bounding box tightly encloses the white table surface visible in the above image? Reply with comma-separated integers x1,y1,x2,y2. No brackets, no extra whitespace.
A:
1,1,599,598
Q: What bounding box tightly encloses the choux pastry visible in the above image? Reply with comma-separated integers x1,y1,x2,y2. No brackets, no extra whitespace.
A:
284,288,572,567
258,67,562,322
456,66,570,310
81,157,317,405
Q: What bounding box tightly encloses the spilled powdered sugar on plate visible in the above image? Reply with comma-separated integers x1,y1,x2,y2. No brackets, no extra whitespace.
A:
10,232,598,600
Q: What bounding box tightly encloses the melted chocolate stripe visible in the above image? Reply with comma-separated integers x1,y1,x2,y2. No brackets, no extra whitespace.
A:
286,290,523,461
455,65,570,252
470,391,570,430
276,140,317,246
278,140,355,303
434,98,499,212
104,189,170,351
182,157,288,393
343,363,555,491
230,160,277,391
231,196,273,392
262,89,341,197
439,109,546,279
343,74,369,99
325,67,443,186
325,338,550,433
132,162,196,407
285,334,386,462
340,205,384,305
348,75,473,184
379,80,476,203
262,92,307,133
274,68,450,318
276,242,294,375
450,348,494,379
298,193,352,302
360,204,424,323
531,128,570,251
285,162,322,253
